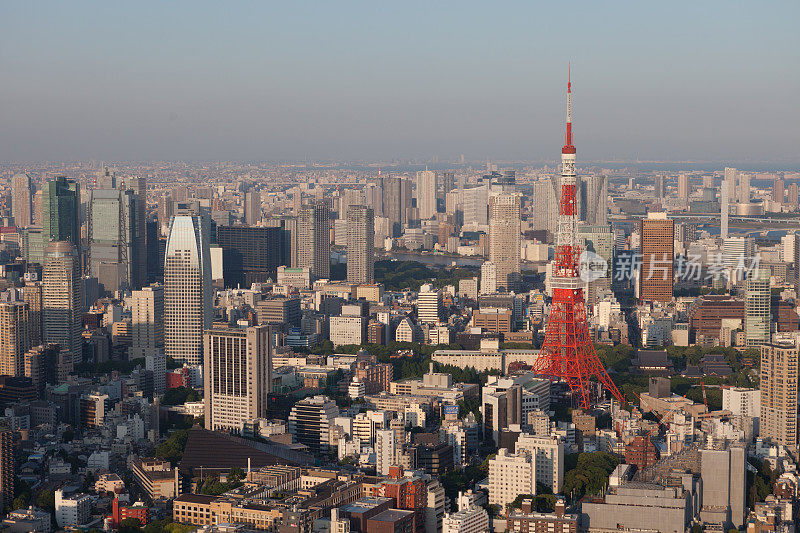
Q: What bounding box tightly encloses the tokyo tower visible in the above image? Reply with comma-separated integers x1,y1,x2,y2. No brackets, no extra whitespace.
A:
532,69,624,409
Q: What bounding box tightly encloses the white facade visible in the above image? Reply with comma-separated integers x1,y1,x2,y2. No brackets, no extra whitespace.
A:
442,506,489,533
375,428,397,475
515,433,565,493
129,284,164,359
488,448,535,510
480,261,497,295
164,215,212,365
417,170,437,220
329,315,366,347
55,490,91,529
418,290,442,324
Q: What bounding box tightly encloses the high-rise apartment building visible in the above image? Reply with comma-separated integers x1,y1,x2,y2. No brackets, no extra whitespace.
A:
488,449,535,511
20,283,43,347
488,194,521,292
0,301,30,377
11,173,33,228
298,202,331,280
42,177,80,248
164,215,212,365
737,173,751,204
745,269,771,347
720,187,729,240
382,176,412,236
639,213,674,303
678,174,689,200
204,325,272,433
773,179,785,204
24,344,59,396
417,170,437,220
515,434,565,493
724,167,738,202
43,241,83,365
347,205,375,284
244,191,261,225
376,428,398,476
0,428,14,512
130,284,164,359
480,261,497,295
653,175,665,199
760,342,798,447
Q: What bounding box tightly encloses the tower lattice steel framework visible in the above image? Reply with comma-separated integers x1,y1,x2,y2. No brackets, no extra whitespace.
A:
532,70,625,409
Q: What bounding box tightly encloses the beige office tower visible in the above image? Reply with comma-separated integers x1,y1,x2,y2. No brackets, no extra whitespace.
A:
43,242,83,365
244,190,261,225
416,170,437,220
346,205,374,284
0,301,30,376
203,325,272,432
297,201,331,280
760,343,798,447
164,215,212,366
678,174,689,200
488,194,521,292
20,283,43,347
11,173,33,228
130,284,164,359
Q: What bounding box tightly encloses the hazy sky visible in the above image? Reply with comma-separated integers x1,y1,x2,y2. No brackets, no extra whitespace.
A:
1,1,798,163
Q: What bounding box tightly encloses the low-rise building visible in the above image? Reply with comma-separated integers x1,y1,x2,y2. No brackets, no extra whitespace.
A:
131,458,182,500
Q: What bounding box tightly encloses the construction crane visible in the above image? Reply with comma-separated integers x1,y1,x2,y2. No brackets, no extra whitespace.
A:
700,380,709,411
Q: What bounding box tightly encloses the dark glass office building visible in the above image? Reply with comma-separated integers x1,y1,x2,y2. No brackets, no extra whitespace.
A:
217,225,281,287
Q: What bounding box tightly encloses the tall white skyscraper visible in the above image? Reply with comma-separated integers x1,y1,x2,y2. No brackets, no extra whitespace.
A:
720,186,729,240
204,325,272,432
488,194,521,292
745,269,771,347
480,261,497,295
417,170,437,220
164,215,212,365
43,241,83,366
11,173,33,228
346,205,374,284
724,167,738,201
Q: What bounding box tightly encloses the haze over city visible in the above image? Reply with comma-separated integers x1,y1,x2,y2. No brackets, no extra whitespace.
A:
2,1,799,163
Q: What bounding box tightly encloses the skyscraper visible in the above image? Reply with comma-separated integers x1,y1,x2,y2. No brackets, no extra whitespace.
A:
20,283,43,347
87,187,136,293
382,176,412,236
298,201,331,280
653,175,665,199
11,173,33,228
43,241,83,366
488,194,521,292
244,190,261,225
42,177,80,248
417,170,437,220
203,325,272,433
130,284,164,360
760,342,798,447
737,173,751,204
126,176,148,289
723,167,738,201
773,178,785,204
720,186,729,240
376,428,398,476
745,269,771,347
678,174,689,201
346,205,375,284
0,301,30,377
217,226,282,286
164,215,212,365
0,428,14,512
639,213,675,303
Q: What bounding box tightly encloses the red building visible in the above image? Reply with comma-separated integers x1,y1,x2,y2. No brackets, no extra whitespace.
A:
111,498,149,528
166,368,191,390
377,468,426,533
624,435,659,471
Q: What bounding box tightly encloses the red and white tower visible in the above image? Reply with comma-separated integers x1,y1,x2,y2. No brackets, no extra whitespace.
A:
532,69,624,409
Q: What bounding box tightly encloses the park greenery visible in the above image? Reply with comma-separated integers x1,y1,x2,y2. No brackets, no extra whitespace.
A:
161,386,202,406
561,452,620,502
155,428,191,465
198,467,245,496
375,260,478,291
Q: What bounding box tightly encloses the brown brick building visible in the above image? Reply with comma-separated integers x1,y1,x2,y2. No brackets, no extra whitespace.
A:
639,215,674,302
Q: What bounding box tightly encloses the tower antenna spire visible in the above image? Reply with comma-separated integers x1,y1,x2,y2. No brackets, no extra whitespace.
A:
564,63,574,152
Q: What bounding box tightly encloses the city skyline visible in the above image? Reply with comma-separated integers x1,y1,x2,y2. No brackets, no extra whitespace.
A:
2,2,798,163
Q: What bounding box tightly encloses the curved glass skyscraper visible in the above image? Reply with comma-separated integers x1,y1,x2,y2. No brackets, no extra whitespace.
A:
164,215,212,365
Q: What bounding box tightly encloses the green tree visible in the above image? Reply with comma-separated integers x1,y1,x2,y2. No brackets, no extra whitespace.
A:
119,518,142,533
155,428,191,465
